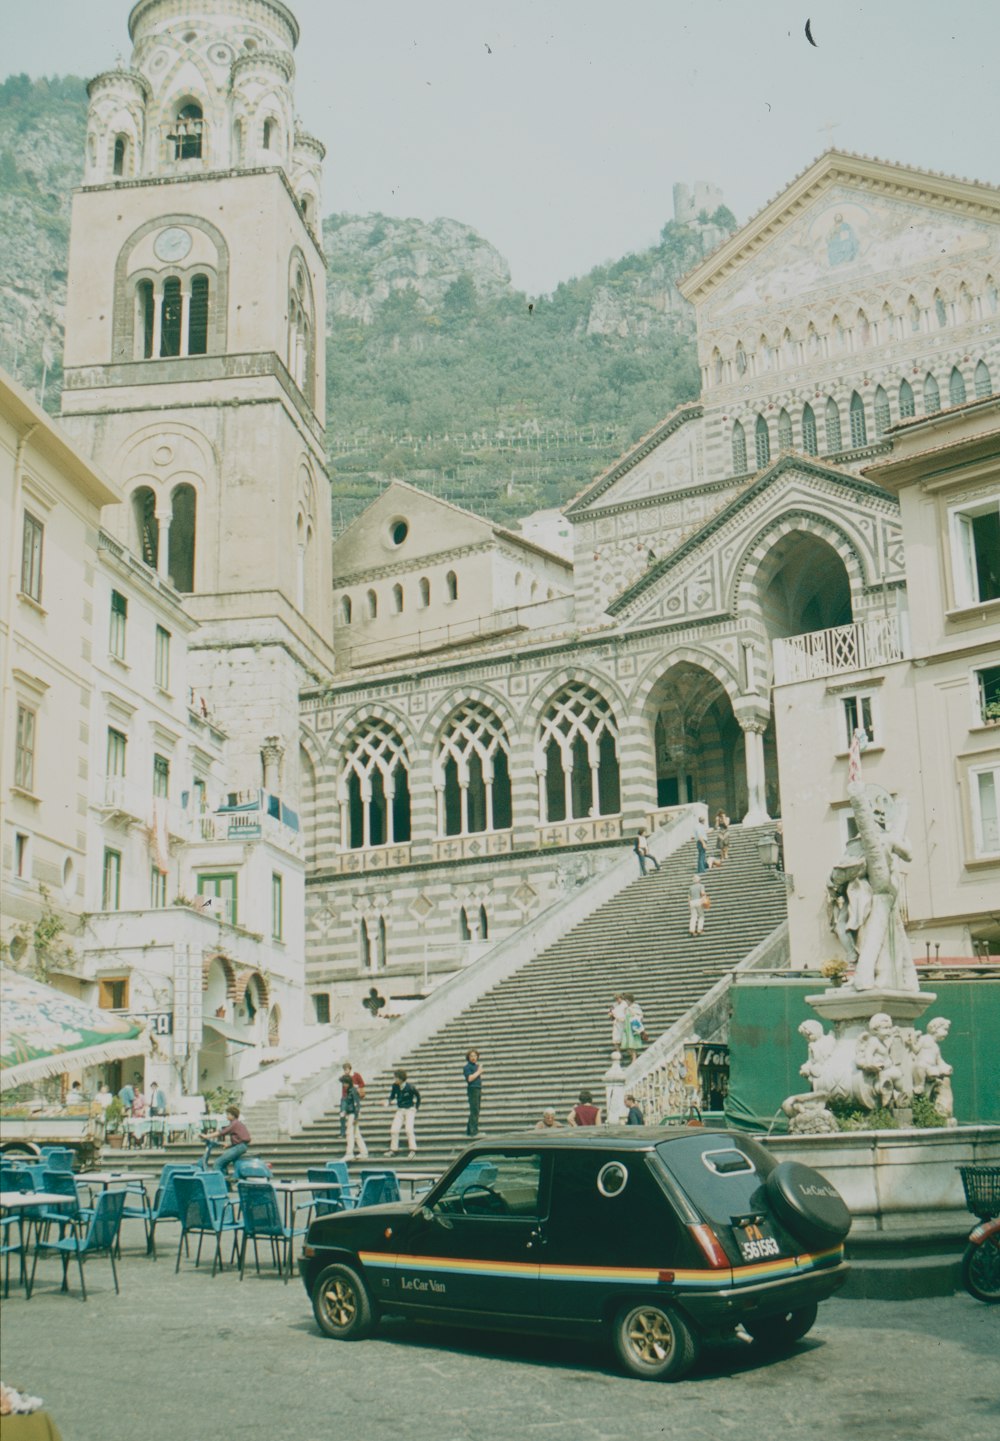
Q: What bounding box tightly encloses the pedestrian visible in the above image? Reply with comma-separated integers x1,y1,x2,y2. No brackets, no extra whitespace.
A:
341,1073,369,1160
715,810,731,862
65,1080,87,1106
689,875,708,935
694,815,710,873
773,819,785,873
568,1090,602,1126
619,993,646,1057
535,1108,563,1130
463,1050,483,1137
338,1060,365,1140
118,1074,139,1113
384,1068,420,1157
624,1093,645,1125
608,993,627,1049
633,827,660,876
204,1104,252,1173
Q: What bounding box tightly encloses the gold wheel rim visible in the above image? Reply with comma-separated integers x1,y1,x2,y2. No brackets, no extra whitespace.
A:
626,1308,674,1365
320,1277,358,1329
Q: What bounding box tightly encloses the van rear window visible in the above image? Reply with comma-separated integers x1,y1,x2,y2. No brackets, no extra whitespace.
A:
654,1134,773,1225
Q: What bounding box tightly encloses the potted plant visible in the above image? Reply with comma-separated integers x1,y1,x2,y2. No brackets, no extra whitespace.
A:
104,1095,126,1147
982,699,1000,726
820,956,850,988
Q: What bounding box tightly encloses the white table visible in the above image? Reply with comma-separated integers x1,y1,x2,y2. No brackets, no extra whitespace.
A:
1,1190,84,1291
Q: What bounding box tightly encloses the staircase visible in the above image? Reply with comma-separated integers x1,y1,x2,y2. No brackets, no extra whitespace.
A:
271,825,787,1173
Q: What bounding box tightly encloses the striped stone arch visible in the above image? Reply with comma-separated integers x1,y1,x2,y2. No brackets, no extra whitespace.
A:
418,683,520,750
630,645,742,727
322,701,417,766
522,663,628,736
202,952,237,998
729,509,870,622
234,968,270,1010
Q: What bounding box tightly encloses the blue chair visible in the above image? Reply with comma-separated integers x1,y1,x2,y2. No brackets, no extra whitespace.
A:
307,1168,353,1217
236,1181,310,1283
27,1189,125,1301
147,1165,198,1259
118,1178,154,1255
355,1173,401,1208
39,1147,75,1173
173,1174,241,1276
2,1213,23,1296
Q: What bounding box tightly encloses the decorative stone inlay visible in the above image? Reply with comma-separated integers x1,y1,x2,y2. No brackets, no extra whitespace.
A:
430,832,514,863
326,844,413,875
537,815,623,847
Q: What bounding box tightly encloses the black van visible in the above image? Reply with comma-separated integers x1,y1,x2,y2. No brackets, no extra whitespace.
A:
300,1128,851,1380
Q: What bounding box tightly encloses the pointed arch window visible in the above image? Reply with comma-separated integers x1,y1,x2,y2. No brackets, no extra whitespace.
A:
263,117,277,150
340,719,411,850
856,310,871,347
754,415,770,469
538,683,620,824
436,701,512,837
712,349,723,383
731,420,747,473
113,134,129,177
735,342,747,375
949,366,967,406
173,102,204,161
825,397,843,453
908,297,921,333
934,292,948,328
777,409,793,451
849,392,867,448
899,378,916,418
873,386,891,436
801,403,818,455
974,360,992,399
924,373,941,414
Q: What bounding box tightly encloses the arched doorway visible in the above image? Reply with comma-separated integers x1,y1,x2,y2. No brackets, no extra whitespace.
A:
648,662,743,818
757,532,852,641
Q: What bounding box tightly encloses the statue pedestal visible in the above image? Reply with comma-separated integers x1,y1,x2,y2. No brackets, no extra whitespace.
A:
807,987,935,1026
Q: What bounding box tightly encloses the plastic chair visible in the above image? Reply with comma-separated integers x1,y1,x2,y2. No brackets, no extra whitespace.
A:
39,1147,75,1172
307,1168,352,1217
36,1171,92,1236
173,1174,241,1277
355,1173,401,1208
147,1165,198,1260
27,1189,125,1301
236,1181,310,1283
118,1177,153,1255
2,1213,23,1296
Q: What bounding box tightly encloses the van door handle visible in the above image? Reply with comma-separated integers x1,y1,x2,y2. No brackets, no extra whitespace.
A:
526,1226,546,1249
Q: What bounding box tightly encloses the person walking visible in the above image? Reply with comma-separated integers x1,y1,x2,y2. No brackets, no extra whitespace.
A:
338,1060,365,1141
619,993,646,1058
633,828,660,876
694,815,710,873
714,810,730,862
609,994,628,1049
624,1093,645,1125
384,1069,420,1157
341,1073,369,1160
568,1090,602,1126
463,1050,483,1136
689,875,708,935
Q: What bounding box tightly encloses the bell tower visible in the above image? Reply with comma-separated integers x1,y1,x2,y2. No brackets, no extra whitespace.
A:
59,0,334,798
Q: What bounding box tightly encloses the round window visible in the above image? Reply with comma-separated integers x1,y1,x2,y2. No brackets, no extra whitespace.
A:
388,518,409,547
597,1162,628,1198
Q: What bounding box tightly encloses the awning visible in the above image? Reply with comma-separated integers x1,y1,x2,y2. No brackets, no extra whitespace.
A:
201,1016,256,1046
1,966,150,1092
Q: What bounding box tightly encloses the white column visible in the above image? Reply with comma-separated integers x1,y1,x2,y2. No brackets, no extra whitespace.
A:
151,283,163,358
155,510,171,579
180,288,191,357
741,719,770,825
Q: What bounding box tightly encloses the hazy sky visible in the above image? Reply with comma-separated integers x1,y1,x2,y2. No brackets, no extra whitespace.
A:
5,1,1000,293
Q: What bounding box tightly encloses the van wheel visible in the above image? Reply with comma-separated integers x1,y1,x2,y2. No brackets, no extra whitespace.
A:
744,1303,818,1349
312,1263,376,1340
612,1301,698,1380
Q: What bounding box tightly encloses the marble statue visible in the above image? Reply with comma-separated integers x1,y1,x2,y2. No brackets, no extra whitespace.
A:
854,1013,905,1109
910,1016,955,1119
827,782,918,992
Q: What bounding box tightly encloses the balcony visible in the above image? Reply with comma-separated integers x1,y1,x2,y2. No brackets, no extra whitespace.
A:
192,792,304,859
97,776,146,824
772,615,908,685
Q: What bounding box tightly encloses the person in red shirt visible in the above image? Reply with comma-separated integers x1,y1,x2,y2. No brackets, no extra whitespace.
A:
205,1105,251,1172
338,1061,365,1141
567,1090,602,1126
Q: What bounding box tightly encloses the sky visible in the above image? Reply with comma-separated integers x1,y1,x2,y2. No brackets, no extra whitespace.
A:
4,0,1000,294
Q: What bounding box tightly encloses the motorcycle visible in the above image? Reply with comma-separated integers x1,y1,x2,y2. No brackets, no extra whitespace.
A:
958,1165,1000,1304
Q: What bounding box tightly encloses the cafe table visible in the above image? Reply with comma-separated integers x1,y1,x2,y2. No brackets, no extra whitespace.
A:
1,1191,83,1293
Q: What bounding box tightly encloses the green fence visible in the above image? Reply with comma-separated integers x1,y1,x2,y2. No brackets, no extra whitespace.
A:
725,977,1000,1133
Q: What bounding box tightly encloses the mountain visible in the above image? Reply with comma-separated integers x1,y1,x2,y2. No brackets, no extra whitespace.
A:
1,74,733,528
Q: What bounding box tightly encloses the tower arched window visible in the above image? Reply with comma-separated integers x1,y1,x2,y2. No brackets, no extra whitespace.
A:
446,570,458,601
731,421,747,473
899,378,916,418
949,366,967,406
934,291,948,328
825,397,843,453
538,683,620,824
263,117,276,150
436,701,512,837
478,905,488,940
777,409,793,451
137,279,155,359
418,577,430,608
160,277,182,357
168,483,196,592
873,385,891,436
801,403,818,455
849,391,867,448
908,296,921,332
341,595,353,625
975,360,992,398
132,486,158,568
113,134,129,177
712,348,723,383
754,415,770,468
856,310,871,347
188,274,209,355
173,102,204,161
392,583,404,614
735,343,746,375
339,719,411,850
924,373,941,414
366,589,377,620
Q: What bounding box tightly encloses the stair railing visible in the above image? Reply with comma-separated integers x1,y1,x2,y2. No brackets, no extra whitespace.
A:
607,921,789,1125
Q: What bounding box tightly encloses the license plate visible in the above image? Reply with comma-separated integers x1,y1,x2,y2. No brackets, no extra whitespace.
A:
735,1222,783,1263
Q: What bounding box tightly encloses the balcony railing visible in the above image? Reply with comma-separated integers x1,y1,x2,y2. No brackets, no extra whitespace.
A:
772,614,908,685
